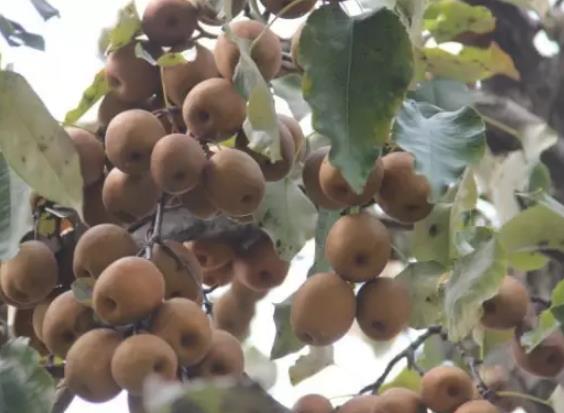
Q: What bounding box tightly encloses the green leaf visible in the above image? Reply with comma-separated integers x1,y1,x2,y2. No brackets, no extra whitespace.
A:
444,235,508,341
422,42,520,82
529,162,552,194
106,1,141,52
393,100,486,202
71,277,95,306
449,169,478,258
0,71,83,215
270,295,305,360
64,68,110,125
0,155,32,260
308,209,340,276
157,48,197,67
412,204,451,265
521,310,559,352
271,74,310,121
396,261,446,329
300,5,413,193
254,178,317,261
0,338,55,413
378,368,422,394
424,0,495,43
288,346,333,385
473,326,513,357
412,78,472,111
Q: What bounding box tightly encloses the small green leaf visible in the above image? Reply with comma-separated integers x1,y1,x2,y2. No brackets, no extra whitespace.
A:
157,48,197,67
106,1,141,52
424,0,495,43
0,71,83,215
378,368,422,394
412,78,472,111
300,4,413,192
0,338,55,413
412,204,451,265
0,154,32,260
521,310,559,352
270,295,305,360
64,68,110,125
396,261,446,329
254,178,317,261
529,162,552,194
308,209,340,276
71,277,95,306
288,346,333,386
449,169,478,258
422,42,520,82
393,100,486,202
271,74,310,121
444,235,507,341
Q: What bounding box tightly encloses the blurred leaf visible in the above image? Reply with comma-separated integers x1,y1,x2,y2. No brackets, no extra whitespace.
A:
449,169,478,258
71,277,95,306
521,310,559,352
106,1,141,52
64,68,109,125
270,295,305,360
417,334,449,370
0,71,83,216
444,235,507,341
0,154,32,260
271,74,310,121
393,100,485,202
157,49,197,67
378,368,422,393
412,204,451,265
412,78,472,111
308,209,340,276
0,338,55,413
29,0,59,20
289,346,333,386
529,162,552,194
396,261,446,328
422,43,520,82
244,346,277,390
300,4,413,193
473,326,513,357
0,16,45,50
550,279,564,321
254,178,317,261
424,0,495,43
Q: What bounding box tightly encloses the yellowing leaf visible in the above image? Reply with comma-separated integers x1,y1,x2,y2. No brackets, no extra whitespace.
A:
64,68,109,125
0,71,83,216
422,42,520,82
106,1,141,52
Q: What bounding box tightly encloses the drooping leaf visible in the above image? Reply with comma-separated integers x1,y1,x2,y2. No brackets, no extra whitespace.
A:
396,261,446,328
378,368,422,394
254,178,317,261
444,235,507,341
71,277,95,306
424,0,495,43
29,0,60,20
289,346,333,385
270,295,305,360
412,78,472,111
0,16,45,50
393,100,486,202
0,71,83,215
244,346,277,390
300,4,413,193
521,310,559,352
0,338,55,413
0,155,32,260
422,42,520,82
412,204,451,266
64,68,110,125
271,74,310,121
106,1,142,52
449,169,478,258
308,209,340,276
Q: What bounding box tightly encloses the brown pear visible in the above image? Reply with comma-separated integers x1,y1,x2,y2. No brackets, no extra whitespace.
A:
93,257,165,325
203,261,235,287
97,92,139,127
378,152,433,223
454,400,499,413
142,0,198,46
192,330,245,378
179,182,219,219
319,155,384,207
512,332,564,377
291,272,355,346
102,168,161,223
13,308,48,355
0,240,58,306
184,239,235,271
83,179,117,226
42,291,96,357
279,114,305,160
214,20,281,81
151,240,203,303
182,78,246,142
149,297,213,365
421,366,474,413
260,0,316,18
204,148,265,216
233,237,289,291
111,333,178,394
338,395,381,413
481,276,529,330
163,44,219,106
212,288,256,340
73,223,138,279
150,133,207,194
236,121,295,181
302,147,345,210
65,328,122,403
106,42,160,103
325,212,391,282
105,109,166,175
66,127,105,186
380,388,426,413
356,278,411,341
292,394,332,413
